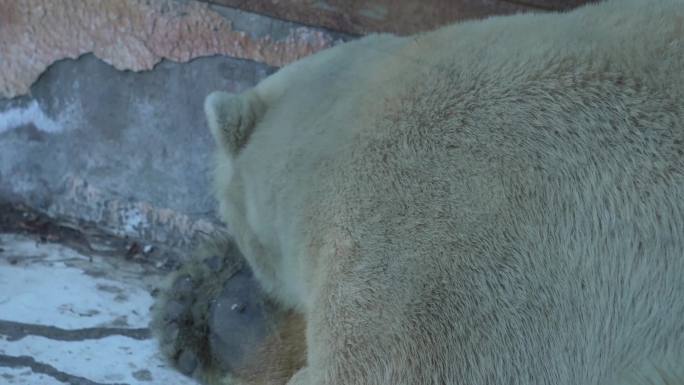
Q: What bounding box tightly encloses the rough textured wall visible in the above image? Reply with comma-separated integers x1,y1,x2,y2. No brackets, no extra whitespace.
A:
0,54,278,249
0,1,348,250
203,0,597,35
0,0,341,98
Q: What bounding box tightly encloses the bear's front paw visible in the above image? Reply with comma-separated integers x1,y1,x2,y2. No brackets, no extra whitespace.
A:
151,237,306,385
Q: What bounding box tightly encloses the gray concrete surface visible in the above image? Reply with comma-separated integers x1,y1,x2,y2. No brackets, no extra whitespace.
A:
0,54,275,250
0,233,198,385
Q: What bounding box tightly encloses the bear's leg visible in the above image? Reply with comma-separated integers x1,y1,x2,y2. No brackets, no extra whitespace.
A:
151,236,306,385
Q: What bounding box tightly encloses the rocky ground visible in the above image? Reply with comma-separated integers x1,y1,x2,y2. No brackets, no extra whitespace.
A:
0,203,196,385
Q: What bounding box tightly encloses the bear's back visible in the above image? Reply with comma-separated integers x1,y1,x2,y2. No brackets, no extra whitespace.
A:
230,1,684,379
271,1,684,376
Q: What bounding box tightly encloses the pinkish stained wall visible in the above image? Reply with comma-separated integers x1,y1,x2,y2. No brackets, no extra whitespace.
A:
0,0,338,98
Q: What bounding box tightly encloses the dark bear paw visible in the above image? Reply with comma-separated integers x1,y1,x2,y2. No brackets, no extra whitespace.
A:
151,237,300,384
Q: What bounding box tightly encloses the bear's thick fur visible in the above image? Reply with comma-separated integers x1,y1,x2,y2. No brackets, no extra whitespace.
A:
158,0,684,383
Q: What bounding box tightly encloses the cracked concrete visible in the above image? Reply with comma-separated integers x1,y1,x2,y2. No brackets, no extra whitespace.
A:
0,320,150,342
0,232,197,385
0,354,129,385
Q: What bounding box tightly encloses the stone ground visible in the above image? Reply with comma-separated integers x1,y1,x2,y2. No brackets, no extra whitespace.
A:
0,203,197,385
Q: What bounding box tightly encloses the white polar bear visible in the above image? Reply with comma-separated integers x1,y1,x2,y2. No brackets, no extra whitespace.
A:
160,0,684,384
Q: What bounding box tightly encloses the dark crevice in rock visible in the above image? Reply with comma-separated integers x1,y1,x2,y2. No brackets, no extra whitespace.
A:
0,320,150,342
0,354,130,385
497,0,597,11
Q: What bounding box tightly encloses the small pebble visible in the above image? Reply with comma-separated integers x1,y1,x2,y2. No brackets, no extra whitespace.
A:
143,244,154,254
132,369,153,381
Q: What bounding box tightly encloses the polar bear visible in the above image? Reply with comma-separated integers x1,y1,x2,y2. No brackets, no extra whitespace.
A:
154,0,684,384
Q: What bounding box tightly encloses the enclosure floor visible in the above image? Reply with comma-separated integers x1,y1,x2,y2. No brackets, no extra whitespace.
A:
0,233,197,385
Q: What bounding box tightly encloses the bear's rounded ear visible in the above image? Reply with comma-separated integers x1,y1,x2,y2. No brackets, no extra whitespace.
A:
204,90,265,158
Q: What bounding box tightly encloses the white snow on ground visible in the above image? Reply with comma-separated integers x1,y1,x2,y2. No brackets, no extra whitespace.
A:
0,100,63,135
0,263,150,329
0,234,198,385
0,335,197,385
0,366,66,385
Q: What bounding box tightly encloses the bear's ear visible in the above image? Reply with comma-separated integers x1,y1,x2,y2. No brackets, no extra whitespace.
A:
204,90,265,157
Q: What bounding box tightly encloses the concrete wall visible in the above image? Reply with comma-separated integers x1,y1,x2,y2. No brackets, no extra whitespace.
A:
0,0,347,250
0,54,276,249
0,0,592,251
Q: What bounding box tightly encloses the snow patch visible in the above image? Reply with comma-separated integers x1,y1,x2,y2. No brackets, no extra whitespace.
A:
1,335,198,385
0,234,197,384
0,101,63,134
0,236,150,329
0,263,151,329
123,207,148,234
